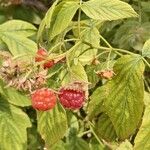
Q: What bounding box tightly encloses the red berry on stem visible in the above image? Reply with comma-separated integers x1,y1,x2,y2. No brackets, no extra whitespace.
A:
58,86,85,110
43,60,55,69
35,48,47,62
31,88,56,111
35,48,55,69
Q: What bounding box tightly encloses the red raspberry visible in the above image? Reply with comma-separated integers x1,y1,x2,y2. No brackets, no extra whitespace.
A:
35,48,54,69
35,48,47,62
43,60,55,69
31,88,56,111
58,83,85,109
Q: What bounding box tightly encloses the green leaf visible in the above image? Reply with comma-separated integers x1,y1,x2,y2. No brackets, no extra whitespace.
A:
134,95,150,150
51,140,66,150
0,20,37,58
37,103,68,148
67,111,79,131
75,27,100,65
116,140,133,150
0,20,37,37
81,0,138,21
88,86,106,119
48,1,79,40
0,97,31,150
65,136,90,150
1,34,37,57
0,80,31,106
104,55,145,139
95,113,117,141
142,39,150,58
90,138,105,150
71,62,88,82
85,65,99,89
37,0,59,42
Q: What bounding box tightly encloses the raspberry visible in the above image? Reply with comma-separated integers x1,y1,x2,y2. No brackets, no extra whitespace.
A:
31,88,56,111
35,48,47,62
35,48,54,69
43,60,55,69
58,82,85,109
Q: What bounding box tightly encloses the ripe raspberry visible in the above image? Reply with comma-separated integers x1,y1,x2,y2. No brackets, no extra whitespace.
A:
31,88,56,111
58,82,85,109
35,48,54,69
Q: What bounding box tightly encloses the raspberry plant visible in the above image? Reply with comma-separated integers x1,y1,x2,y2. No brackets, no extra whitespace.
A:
0,0,150,149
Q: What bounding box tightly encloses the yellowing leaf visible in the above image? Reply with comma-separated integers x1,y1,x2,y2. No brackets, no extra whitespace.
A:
134,94,150,150
104,55,145,139
81,0,138,21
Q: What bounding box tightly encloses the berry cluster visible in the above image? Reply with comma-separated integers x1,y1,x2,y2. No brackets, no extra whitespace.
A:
31,82,86,111
0,49,86,111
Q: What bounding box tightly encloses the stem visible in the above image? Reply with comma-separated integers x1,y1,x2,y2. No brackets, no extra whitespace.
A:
95,51,109,59
78,130,91,137
113,48,134,55
99,34,112,48
82,40,133,55
138,0,142,24
99,35,113,68
48,38,79,54
107,51,112,69
89,125,104,147
144,79,150,92
78,0,82,39
142,57,150,68
78,47,91,57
